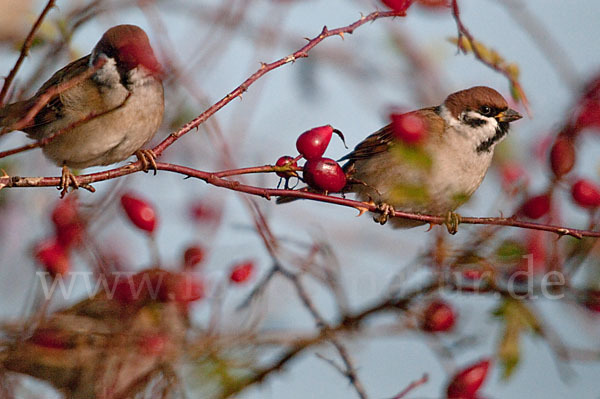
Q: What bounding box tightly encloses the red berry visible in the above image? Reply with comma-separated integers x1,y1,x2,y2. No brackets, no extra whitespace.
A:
189,201,221,224
521,194,551,219
549,137,575,178
230,261,255,284
34,239,69,276
159,273,204,303
391,112,427,145
303,158,347,192
183,245,205,270
296,125,334,160
446,359,491,399
30,328,72,349
500,162,527,193
51,197,80,229
51,197,85,248
571,179,600,208
575,100,600,130
56,223,85,248
112,279,137,304
120,192,157,233
421,300,456,332
139,333,167,356
583,290,600,312
381,0,414,12
275,156,298,178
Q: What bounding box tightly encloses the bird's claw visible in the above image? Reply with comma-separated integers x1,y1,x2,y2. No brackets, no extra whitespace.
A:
373,203,395,225
57,165,96,198
59,165,78,198
136,149,158,175
59,166,94,197
444,211,461,235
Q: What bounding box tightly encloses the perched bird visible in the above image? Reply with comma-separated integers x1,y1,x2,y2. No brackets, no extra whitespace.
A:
280,86,522,232
0,24,164,195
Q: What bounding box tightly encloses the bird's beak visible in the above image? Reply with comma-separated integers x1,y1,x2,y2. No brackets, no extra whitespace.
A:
495,108,522,123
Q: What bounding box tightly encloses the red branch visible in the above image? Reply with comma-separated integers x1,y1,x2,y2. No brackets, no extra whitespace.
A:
2,161,599,238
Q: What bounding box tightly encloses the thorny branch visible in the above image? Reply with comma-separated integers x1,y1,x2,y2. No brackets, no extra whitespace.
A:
2,161,599,238
0,0,57,105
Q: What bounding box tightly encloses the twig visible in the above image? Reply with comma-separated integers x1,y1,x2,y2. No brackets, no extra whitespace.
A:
450,0,531,115
389,373,429,399
0,0,56,105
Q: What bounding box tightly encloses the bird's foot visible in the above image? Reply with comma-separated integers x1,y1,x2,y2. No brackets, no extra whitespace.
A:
444,211,461,235
373,202,395,225
59,166,94,198
135,149,157,175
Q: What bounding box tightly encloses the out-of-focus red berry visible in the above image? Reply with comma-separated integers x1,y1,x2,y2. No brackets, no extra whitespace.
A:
120,192,157,233
421,300,456,332
51,197,79,229
189,201,221,224
56,223,85,248
549,137,575,178
183,245,205,270
139,333,167,356
51,197,85,248
230,261,255,284
521,194,551,219
391,112,427,145
583,290,600,312
159,274,204,303
296,125,338,160
275,156,298,178
381,0,414,13
303,158,347,192
446,359,491,399
500,162,527,194
571,179,600,208
30,328,72,349
34,239,69,276
575,100,600,130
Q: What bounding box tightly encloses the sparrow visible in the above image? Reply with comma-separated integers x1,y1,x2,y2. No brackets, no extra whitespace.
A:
0,24,164,195
280,86,522,233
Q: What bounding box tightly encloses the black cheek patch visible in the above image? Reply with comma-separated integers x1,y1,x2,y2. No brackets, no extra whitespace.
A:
463,115,487,128
476,122,509,153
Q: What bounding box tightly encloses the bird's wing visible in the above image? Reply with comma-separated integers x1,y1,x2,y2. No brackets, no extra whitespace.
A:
339,107,442,165
24,55,91,129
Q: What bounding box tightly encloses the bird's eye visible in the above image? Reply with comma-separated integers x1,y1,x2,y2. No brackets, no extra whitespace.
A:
479,106,493,116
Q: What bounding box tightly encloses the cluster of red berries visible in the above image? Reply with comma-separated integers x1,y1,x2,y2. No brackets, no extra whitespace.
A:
34,197,85,276
276,125,348,193
518,74,600,220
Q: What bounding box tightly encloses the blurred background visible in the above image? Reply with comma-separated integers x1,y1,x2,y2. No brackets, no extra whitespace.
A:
0,0,600,398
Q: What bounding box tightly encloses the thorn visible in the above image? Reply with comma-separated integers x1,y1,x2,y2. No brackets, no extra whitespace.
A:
425,223,436,232
0,168,8,177
356,207,368,217
338,32,345,40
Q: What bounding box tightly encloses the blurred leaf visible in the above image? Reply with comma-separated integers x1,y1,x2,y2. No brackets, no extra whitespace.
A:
390,142,433,170
493,299,542,379
496,240,526,264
